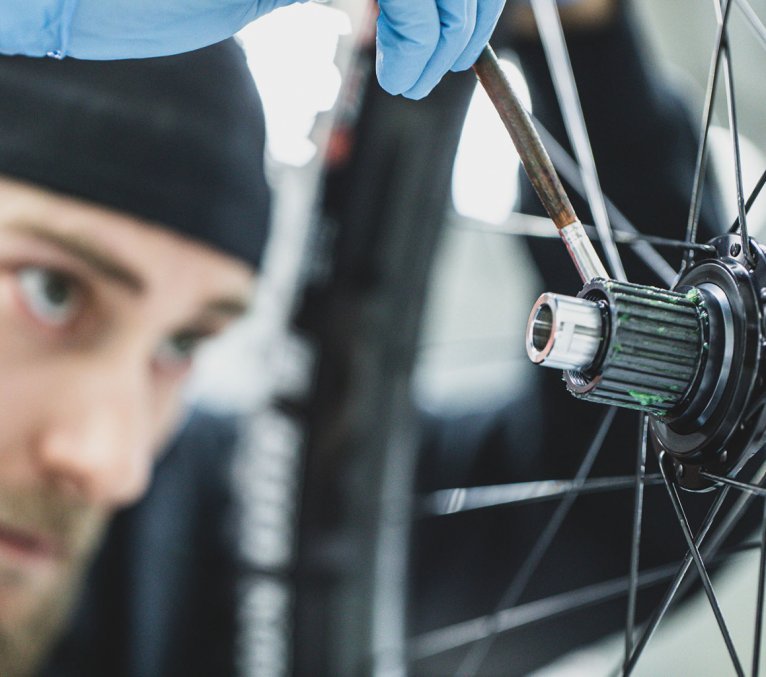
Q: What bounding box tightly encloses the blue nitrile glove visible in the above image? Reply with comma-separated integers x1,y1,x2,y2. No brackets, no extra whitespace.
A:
376,0,507,100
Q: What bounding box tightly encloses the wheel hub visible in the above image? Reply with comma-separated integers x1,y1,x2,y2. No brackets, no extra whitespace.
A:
527,234,766,490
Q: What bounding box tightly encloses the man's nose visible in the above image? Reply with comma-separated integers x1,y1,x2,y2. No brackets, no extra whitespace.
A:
35,353,154,509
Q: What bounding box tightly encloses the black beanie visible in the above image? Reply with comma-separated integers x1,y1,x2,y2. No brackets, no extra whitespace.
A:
0,38,270,269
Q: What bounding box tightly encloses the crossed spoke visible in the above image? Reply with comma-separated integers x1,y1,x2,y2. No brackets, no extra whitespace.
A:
684,0,734,260
658,454,745,676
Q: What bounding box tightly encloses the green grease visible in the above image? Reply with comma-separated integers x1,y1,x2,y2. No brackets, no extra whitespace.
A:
628,390,669,407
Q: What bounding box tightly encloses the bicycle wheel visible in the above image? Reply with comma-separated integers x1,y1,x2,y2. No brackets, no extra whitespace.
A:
287,1,766,674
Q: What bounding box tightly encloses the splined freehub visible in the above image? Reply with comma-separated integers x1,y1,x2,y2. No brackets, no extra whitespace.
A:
526,234,766,490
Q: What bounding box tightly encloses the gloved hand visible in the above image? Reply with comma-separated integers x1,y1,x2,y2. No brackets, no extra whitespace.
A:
376,0,507,99
0,0,506,100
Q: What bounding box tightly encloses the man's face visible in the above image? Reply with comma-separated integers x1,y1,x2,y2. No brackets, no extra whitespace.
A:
0,177,254,675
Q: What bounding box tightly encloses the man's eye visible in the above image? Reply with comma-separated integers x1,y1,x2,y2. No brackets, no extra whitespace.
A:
155,332,205,369
17,267,81,327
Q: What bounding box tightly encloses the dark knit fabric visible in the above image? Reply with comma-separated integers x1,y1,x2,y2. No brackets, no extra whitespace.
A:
0,39,270,268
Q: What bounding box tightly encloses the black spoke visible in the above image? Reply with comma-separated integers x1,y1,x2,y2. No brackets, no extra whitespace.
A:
701,457,766,562
531,113,676,284
700,471,766,497
625,415,648,667
409,561,682,662
730,167,766,233
454,409,616,675
719,34,754,262
625,486,731,674
455,213,715,254
420,474,663,516
659,455,745,676
617,235,716,253
409,543,759,662
753,500,766,677
684,0,734,261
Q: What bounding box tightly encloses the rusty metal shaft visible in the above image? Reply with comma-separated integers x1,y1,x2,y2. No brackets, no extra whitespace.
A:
473,45,576,229
472,45,609,282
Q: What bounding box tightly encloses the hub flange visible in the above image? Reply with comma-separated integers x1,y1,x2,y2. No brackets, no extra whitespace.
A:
527,234,766,491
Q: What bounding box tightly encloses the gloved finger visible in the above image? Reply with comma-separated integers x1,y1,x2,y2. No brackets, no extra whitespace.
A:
450,0,506,72
61,0,305,60
376,0,441,96
402,0,478,100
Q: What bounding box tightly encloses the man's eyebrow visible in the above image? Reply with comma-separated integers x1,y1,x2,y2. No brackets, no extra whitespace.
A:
203,297,250,319
9,223,145,293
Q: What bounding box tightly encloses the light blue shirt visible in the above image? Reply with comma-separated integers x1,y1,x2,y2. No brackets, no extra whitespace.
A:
0,0,507,99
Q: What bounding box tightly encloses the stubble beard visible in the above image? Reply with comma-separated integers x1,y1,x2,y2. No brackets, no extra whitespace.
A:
0,487,107,677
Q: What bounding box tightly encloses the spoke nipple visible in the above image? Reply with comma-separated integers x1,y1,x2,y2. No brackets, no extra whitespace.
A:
730,242,742,257
719,450,728,463
760,287,766,302
675,464,685,478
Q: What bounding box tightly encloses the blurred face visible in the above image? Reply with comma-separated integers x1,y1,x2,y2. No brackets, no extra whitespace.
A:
0,177,254,676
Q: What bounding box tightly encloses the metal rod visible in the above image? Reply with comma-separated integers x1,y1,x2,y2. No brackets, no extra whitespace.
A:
472,46,608,282
473,46,575,230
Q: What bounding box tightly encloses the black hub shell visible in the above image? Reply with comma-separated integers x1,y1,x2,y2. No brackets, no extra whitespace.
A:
653,235,766,490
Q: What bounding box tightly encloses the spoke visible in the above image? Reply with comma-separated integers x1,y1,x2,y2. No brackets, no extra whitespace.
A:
735,0,766,51
410,561,681,662
409,543,759,663
454,408,616,676
420,474,663,516
530,0,626,281
454,212,716,254
531,115,676,285
684,0,734,262
625,485,732,674
659,455,745,676
625,415,648,667
701,456,766,562
700,471,766,497
615,235,716,253
730,167,766,233
719,36,754,262
753,500,766,677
